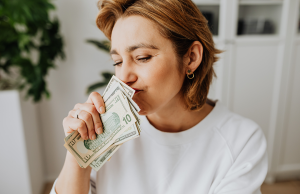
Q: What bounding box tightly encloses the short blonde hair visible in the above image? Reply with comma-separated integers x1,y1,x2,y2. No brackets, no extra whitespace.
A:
96,0,221,111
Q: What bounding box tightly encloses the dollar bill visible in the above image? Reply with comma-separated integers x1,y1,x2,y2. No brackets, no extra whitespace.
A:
64,93,140,167
128,98,140,125
64,90,136,168
64,131,84,168
64,131,75,142
103,75,135,98
101,76,141,144
64,75,141,170
114,124,140,145
103,82,140,112
65,120,139,148
90,144,121,171
135,122,142,135
64,132,85,168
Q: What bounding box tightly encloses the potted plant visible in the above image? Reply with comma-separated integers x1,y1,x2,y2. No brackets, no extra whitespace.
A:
0,1,64,194
0,0,65,102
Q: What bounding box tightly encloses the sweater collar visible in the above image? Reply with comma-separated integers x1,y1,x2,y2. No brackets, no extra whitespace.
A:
140,100,229,146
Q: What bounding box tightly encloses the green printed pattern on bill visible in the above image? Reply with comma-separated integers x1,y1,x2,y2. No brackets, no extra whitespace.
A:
64,75,141,170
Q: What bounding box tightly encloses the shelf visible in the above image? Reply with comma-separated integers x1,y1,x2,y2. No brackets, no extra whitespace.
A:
196,4,220,36
192,0,219,5
239,0,283,5
235,35,282,45
298,6,300,34
237,4,282,36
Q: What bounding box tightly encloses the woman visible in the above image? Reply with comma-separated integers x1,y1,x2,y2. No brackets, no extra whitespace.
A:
52,0,268,193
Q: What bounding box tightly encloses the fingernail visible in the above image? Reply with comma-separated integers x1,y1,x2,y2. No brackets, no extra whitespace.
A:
85,136,89,140
92,134,96,140
97,127,102,134
100,106,105,114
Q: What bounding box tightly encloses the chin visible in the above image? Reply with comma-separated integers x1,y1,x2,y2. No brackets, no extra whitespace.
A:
133,97,148,115
138,110,148,116
136,104,148,115
135,103,150,116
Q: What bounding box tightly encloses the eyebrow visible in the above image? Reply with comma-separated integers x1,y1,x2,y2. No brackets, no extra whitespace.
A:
110,43,159,55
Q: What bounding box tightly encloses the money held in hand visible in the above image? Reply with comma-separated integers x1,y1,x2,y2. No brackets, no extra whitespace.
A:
64,75,141,170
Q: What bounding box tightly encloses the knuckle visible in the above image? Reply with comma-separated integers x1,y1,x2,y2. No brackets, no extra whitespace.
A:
89,106,98,115
95,121,103,127
82,112,92,121
99,97,104,104
62,117,67,126
78,120,86,128
87,124,94,131
68,110,73,116
90,92,103,102
90,92,99,98
78,128,87,135
74,103,82,109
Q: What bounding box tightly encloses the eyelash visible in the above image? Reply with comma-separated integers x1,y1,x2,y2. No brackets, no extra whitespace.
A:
113,56,152,66
138,56,152,62
113,62,122,66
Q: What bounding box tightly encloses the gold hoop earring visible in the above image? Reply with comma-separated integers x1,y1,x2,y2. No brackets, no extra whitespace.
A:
187,70,194,79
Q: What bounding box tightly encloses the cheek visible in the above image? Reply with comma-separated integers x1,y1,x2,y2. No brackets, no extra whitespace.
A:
144,57,182,88
144,64,168,85
137,59,184,111
152,63,183,95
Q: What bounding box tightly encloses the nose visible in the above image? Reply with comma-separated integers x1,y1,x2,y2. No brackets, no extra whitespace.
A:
116,61,137,85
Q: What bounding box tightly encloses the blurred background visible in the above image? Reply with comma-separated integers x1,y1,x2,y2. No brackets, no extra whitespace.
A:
0,0,299,194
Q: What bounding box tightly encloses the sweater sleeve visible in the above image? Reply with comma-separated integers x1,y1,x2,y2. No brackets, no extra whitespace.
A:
49,178,93,194
213,124,268,194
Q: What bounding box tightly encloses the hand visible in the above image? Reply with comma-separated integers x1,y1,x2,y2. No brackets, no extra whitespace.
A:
62,92,105,140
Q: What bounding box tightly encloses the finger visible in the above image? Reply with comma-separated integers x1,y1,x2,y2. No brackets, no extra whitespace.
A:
86,92,106,114
70,109,97,140
73,103,103,134
63,116,89,140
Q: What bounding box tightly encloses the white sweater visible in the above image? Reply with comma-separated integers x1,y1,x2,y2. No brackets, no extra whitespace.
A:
51,101,268,194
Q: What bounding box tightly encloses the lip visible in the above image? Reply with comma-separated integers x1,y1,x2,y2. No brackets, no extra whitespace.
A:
132,88,142,94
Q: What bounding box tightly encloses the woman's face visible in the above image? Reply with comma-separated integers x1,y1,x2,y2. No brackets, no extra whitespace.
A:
111,15,186,115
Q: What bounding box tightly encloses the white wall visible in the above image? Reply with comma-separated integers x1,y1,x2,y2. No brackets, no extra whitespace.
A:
38,0,113,180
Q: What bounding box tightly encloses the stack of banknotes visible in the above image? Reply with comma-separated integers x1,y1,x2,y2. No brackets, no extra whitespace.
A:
64,75,141,171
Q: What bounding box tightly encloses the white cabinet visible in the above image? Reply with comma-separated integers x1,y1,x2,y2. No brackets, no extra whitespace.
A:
194,0,300,182
230,41,279,136
278,41,300,170
0,90,44,194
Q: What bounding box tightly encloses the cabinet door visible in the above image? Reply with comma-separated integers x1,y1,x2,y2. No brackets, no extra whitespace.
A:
227,41,281,137
277,41,300,173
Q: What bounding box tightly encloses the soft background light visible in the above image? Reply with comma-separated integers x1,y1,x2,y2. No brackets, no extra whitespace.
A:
0,0,300,194
38,0,113,180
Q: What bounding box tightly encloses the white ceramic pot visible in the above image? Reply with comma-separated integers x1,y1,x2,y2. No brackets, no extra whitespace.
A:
0,90,44,194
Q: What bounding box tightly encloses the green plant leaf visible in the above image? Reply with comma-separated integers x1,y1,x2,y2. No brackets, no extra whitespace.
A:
86,39,110,53
101,72,114,80
0,0,65,102
86,71,114,94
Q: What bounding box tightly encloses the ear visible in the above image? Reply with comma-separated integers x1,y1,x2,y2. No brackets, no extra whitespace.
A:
183,41,203,74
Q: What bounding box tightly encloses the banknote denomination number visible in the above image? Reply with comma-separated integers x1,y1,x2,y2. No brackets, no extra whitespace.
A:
84,155,90,161
123,114,131,124
69,139,76,147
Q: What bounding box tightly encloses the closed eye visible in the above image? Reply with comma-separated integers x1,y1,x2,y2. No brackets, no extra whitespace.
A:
138,56,152,63
113,56,152,66
113,61,122,66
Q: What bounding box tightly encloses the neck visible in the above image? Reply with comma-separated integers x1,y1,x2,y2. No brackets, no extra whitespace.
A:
147,96,214,133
